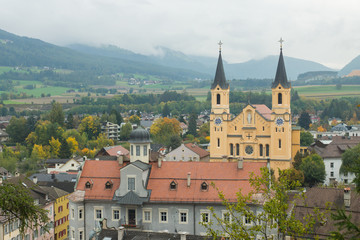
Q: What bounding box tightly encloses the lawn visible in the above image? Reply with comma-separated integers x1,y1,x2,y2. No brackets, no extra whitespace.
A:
294,85,360,99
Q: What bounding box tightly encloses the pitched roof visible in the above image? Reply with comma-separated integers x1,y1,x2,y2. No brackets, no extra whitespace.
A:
114,190,150,205
103,145,130,157
184,143,209,159
130,160,151,171
211,51,229,90
147,161,266,203
253,104,272,120
312,136,360,158
293,187,360,238
76,160,121,200
271,49,291,89
45,158,70,164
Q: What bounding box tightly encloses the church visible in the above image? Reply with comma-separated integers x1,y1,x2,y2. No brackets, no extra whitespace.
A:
209,42,300,173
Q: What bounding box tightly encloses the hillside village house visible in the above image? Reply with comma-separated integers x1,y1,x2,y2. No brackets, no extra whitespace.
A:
165,142,210,161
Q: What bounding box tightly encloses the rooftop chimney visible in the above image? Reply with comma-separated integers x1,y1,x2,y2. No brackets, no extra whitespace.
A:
158,157,162,168
344,187,351,208
187,172,191,187
237,157,243,169
32,176,38,184
118,226,125,240
117,151,124,165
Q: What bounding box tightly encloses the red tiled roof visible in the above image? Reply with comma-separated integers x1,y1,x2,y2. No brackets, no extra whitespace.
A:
253,104,272,120
76,160,121,200
105,145,130,157
184,143,209,159
148,161,266,203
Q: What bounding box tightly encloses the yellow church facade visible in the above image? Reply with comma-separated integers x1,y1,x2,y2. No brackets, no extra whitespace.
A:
209,44,300,173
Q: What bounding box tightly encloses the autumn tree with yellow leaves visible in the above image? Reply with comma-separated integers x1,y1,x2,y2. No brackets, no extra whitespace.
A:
150,117,181,145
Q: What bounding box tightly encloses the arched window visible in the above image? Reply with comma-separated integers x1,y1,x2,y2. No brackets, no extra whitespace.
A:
230,144,234,155
259,144,263,156
217,94,221,104
278,93,282,104
266,144,270,157
279,139,282,149
236,144,240,155
217,138,220,147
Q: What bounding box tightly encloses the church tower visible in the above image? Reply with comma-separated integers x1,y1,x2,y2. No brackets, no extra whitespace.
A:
270,38,292,170
209,42,231,160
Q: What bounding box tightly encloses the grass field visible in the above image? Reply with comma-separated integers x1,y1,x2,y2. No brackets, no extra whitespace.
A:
11,85,71,97
293,85,360,99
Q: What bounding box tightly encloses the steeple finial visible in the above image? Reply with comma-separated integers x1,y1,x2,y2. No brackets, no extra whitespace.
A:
278,37,284,50
218,40,223,52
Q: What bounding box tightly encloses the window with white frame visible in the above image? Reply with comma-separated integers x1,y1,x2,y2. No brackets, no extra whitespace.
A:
94,208,103,220
78,207,83,220
128,177,135,191
143,208,152,223
136,145,140,156
330,162,334,168
144,145,147,156
79,230,83,240
179,209,188,224
159,208,168,223
330,172,334,177
200,210,210,224
222,210,231,223
112,209,120,221
244,214,252,225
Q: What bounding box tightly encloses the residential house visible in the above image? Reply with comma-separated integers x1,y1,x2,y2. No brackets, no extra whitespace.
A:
46,158,82,174
293,187,360,239
310,136,360,185
165,143,210,161
30,172,77,193
0,129,9,143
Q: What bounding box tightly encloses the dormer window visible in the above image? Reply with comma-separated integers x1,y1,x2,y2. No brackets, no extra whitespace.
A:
170,180,177,190
105,180,113,189
201,182,208,191
85,181,92,189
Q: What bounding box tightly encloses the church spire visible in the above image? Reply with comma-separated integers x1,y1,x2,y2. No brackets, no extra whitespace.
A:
211,41,229,90
271,38,291,89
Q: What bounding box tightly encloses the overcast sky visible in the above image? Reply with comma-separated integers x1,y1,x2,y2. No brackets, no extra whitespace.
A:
1,0,360,69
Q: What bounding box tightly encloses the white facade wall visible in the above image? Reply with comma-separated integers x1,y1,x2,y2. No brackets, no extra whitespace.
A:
324,157,356,185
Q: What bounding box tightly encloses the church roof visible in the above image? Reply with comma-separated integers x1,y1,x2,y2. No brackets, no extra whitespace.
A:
253,104,272,120
211,51,229,90
271,49,291,89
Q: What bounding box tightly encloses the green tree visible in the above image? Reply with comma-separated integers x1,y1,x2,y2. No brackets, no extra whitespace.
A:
202,167,326,239
300,131,314,146
298,111,311,130
167,135,182,151
300,153,325,187
66,113,74,129
162,103,170,117
150,117,181,145
6,117,28,143
187,112,198,137
0,181,49,235
120,122,133,141
340,144,360,191
78,116,100,140
59,137,72,159
49,102,64,126
129,115,140,125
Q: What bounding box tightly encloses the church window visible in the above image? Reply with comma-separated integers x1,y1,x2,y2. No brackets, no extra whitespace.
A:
214,127,216,131
221,127,222,131
259,144,263,156
263,126,265,131
236,144,239,155
276,128,277,132
217,138,220,147
278,93,282,105
217,94,221,104
282,127,284,132
235,126,237,131
131,145,133,156
230,144,234,155
279,139,282,149
266,144,269,156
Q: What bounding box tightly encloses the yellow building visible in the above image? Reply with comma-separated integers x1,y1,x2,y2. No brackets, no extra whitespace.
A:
53,189,70,240
210,43,300,174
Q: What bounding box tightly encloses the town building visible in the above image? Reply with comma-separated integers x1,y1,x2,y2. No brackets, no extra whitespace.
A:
45,158,82,174
165,142,210,161
310,136,360,185
101,121,121,141
209,44,300,174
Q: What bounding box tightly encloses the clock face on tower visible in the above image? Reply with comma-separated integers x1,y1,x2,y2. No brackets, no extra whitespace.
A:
275,117,284,127
245,145,253,155
214,117,223,126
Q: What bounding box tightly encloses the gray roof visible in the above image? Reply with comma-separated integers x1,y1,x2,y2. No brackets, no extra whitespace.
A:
30,172,77,182
45,158,70,164
129,128,151,143
131,160,151,171
271,49,291,89
114,190,149,205
211,51,229,90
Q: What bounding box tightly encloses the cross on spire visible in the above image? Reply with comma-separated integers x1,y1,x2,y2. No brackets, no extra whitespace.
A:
279,37,284,50
218,40,223,52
